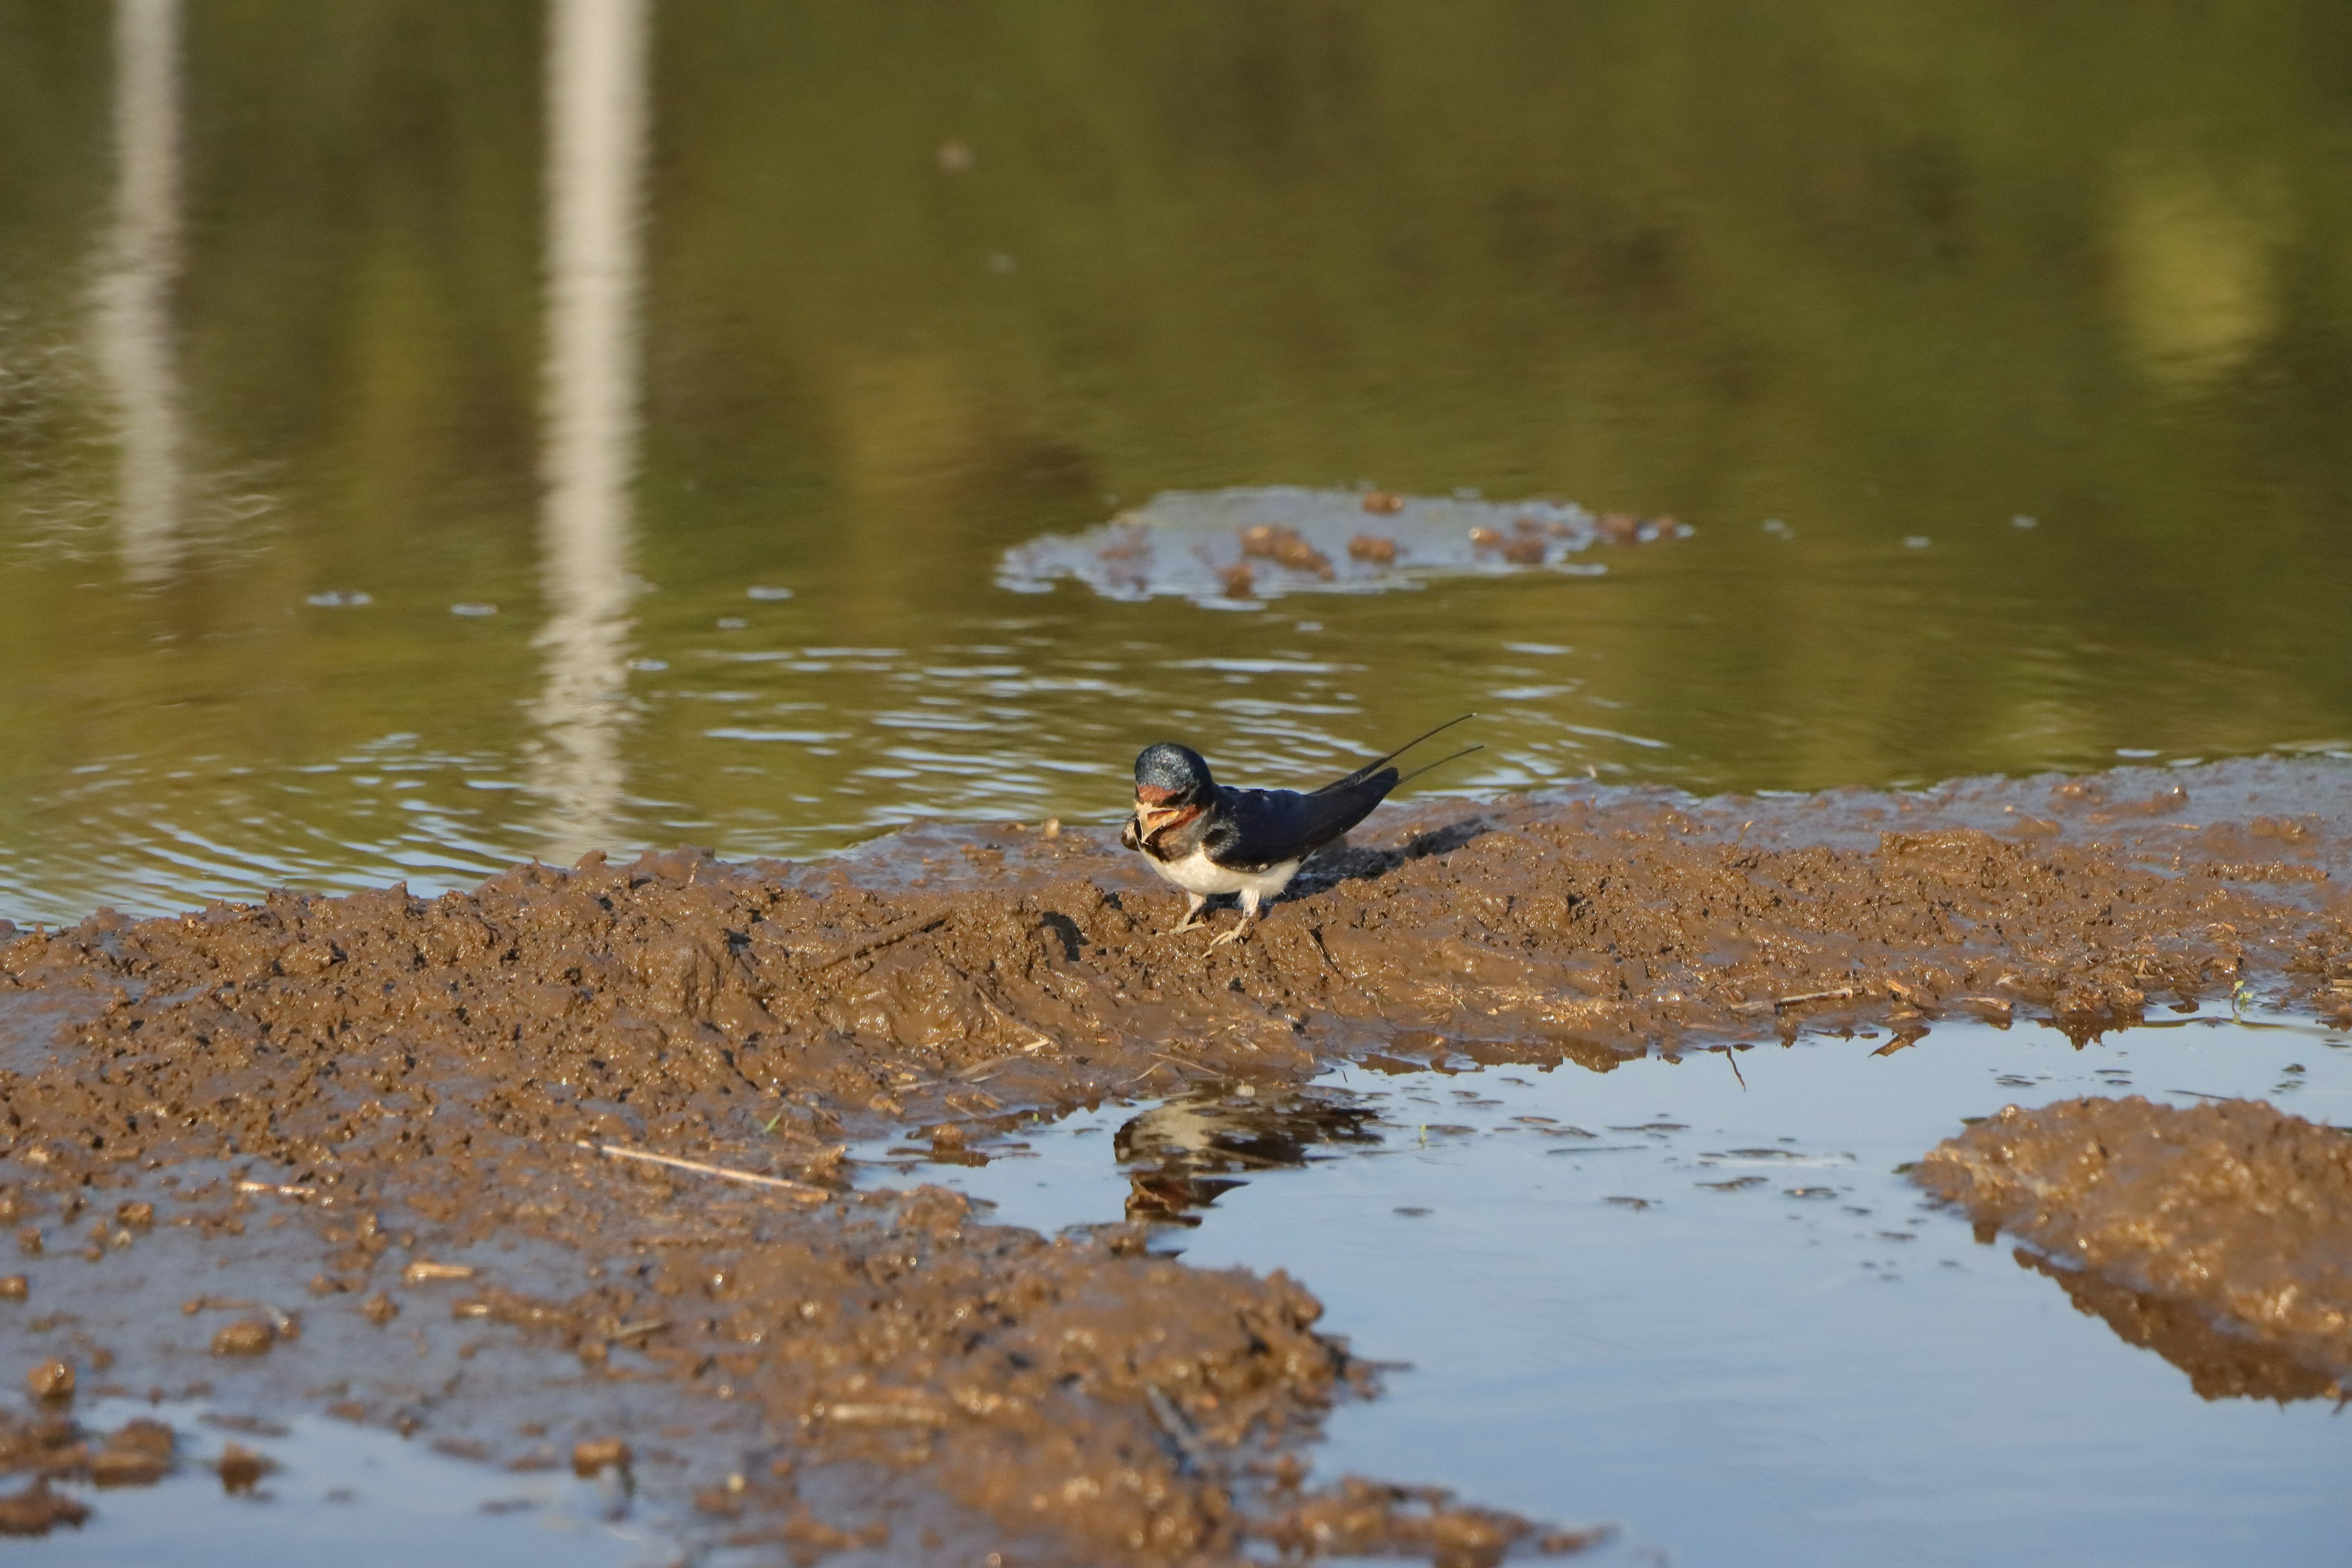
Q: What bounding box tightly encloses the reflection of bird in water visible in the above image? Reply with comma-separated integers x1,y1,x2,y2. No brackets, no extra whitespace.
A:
1114,1088,1381,1225
1120,716,1480,946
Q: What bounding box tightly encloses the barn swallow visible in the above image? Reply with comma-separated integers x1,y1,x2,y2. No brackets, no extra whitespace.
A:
1118,715,1479,946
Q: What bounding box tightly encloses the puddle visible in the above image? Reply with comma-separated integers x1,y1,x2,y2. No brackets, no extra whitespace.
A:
855,1011,2352,1567
998,488,1686,607
7,1399,655,1567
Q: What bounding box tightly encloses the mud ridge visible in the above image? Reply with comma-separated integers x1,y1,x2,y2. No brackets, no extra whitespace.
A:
1914,1096,2352,1400
0,757,2346,1559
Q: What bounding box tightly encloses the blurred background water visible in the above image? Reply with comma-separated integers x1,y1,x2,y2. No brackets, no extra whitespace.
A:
2,1,2350,922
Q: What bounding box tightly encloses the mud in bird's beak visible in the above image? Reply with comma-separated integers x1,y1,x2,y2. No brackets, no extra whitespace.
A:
1135,800,1189,834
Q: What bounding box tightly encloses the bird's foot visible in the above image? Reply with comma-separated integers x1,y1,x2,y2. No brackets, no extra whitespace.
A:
1207,921,1252,949
1167,914,1205,935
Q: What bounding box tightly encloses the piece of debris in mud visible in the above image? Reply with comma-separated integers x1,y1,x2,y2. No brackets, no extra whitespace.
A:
572,1437,631,1477
1913,1096,2352,1396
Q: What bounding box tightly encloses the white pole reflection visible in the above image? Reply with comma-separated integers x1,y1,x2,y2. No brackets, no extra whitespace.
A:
97,0,185,585
533,0,649,859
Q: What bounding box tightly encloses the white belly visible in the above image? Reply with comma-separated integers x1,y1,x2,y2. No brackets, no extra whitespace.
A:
1149,845,1301,903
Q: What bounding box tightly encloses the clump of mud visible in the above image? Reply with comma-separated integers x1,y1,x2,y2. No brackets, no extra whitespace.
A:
0,1409,175,1534
1913,1096,2352,1399
0,758,2347,1558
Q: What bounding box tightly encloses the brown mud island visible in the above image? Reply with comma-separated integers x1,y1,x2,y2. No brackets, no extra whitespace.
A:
0,757,2347,1562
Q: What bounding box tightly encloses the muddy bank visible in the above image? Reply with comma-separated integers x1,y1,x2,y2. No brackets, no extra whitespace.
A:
1914,1096,2352,1400
0,757,2346,1559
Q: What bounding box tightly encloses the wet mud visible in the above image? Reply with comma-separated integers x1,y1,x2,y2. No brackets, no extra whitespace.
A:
995,486,1686,606
0,756,2347,1561
1915,1095,2352,1401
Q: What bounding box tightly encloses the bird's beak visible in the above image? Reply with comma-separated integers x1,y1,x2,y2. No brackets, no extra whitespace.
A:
1135,801,1188,834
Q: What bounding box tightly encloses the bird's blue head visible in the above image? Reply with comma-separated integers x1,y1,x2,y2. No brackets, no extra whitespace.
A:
1133,742,1215,832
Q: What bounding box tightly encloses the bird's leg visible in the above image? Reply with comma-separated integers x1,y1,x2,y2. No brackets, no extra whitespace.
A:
1168,892,1210,934
1208,890,1265,949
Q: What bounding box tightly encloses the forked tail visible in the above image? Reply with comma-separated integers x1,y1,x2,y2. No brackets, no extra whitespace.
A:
1393,744,1483,790
1313,712,1477,796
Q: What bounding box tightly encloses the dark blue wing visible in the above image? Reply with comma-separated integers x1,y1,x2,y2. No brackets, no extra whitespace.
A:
1204,777,1395,870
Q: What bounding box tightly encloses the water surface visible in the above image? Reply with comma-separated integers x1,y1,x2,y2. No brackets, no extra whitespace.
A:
3,2,2351,919
858,1011,2352,1568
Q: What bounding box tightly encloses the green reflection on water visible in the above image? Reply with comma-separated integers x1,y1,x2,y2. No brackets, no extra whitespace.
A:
1,2,2348,921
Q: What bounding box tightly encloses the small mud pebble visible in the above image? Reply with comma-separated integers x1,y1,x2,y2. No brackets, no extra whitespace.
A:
24,1360,73,1401
1500,534,1547,565
927,1123,967,1150
0,1276,24,1302
1216,560,1256,598
572,1437,630,1477
217,1443,272,1494
14,1227,40,1257
113,1202,154,1231
1468,526,1502,549
1596,513,1642,544
1361,491,1404,514
1273,535,1333,578
361,1292,399,1325
91,1419,174,1487
0,1479,89,1537
1348,533,1398,565
209,1319,275,1357
1237,524,1334,578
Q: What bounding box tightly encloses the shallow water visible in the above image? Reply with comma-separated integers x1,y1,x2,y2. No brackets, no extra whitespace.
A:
4,3,2352,921
14,1399,654,1567
856,1011,2352,1566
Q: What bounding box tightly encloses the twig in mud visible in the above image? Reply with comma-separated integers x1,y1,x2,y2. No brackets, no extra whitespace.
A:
798,911,948,971
584,1142,830,1202
1720,1047,1746,1090
822,1401,951,1428
609,1317,669,1343
182,1295,298,1334
1732,986,1858,1014
1145,1384,1215,1477
235,1180,320,1199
